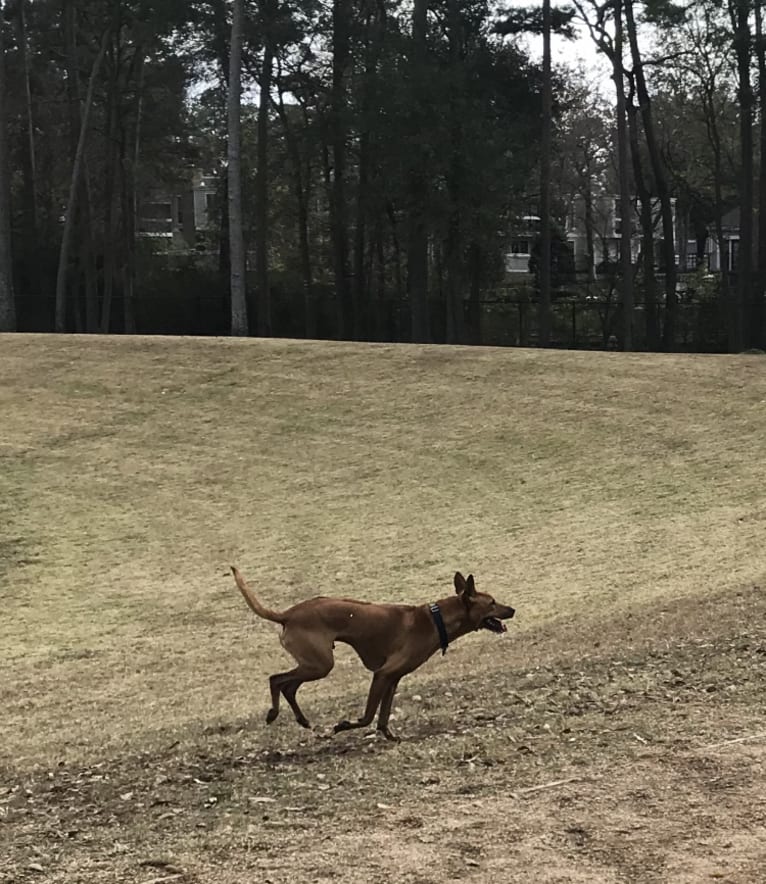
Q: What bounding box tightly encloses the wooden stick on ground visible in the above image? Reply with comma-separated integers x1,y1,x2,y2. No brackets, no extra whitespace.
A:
511,776,587,799
695,731,766,752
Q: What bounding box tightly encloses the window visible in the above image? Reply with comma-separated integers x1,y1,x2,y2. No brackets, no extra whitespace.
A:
511,238,530,256
142,202,172,220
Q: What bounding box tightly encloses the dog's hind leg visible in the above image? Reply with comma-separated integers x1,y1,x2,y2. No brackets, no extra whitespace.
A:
266,631,334,728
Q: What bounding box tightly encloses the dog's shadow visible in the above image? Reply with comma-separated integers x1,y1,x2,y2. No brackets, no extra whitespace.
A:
193,713,450,775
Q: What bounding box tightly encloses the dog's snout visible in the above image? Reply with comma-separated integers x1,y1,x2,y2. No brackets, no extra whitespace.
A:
506,607,515,619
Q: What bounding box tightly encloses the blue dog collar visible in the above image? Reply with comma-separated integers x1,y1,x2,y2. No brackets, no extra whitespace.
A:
429,603,449,655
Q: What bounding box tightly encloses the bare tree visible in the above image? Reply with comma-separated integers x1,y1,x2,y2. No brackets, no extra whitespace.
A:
626,75,658,349
575,0,634,348
623,0,676,350
228,0,249,336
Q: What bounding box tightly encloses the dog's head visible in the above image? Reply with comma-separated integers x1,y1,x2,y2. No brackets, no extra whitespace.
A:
454,571,515,633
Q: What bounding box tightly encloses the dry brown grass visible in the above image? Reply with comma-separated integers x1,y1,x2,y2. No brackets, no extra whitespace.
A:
1,334,765,883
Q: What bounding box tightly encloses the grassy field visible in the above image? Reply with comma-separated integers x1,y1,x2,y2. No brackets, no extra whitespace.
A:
1,333,765,883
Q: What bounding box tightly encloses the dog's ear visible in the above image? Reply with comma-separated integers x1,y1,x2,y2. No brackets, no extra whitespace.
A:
464,574,476,597
454,571,466,594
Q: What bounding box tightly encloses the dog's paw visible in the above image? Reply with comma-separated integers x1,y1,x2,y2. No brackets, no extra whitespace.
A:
266,708,279,724
333,720,352,733
378,727,401,743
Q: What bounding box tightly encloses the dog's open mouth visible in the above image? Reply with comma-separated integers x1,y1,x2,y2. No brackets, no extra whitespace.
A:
480,616,507,633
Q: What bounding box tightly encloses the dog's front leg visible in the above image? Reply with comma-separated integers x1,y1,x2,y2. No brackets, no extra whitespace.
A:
375,677,402,741
334,671,391,735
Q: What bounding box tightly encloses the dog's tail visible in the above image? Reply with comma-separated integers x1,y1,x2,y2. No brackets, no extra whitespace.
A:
231,566,286,624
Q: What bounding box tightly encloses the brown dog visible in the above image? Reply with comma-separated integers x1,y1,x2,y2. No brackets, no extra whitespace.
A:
231,566,515,740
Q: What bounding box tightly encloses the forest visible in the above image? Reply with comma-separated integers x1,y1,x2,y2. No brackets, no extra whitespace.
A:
0,0,761,352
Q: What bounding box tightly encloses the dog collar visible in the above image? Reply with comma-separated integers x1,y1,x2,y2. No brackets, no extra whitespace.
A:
429,603,449,655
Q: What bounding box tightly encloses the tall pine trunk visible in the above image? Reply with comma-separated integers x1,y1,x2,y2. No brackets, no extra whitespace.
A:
445,0,465,344
55,27,109,333
626,82,658,349
0,1,16,331
100,52,120,334
614,0,633,349
407,0,430,343
255,42,273,336
538,0,552,346
16,0,38,284
228,0,248,336
275,83,315,338
352,6,385,342
64,0,99,332
730,0,753,351
753,0,766,348
330,0,352,338
122,49,144,335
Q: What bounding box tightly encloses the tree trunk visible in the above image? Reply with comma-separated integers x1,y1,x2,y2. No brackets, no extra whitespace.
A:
64,0,99,332
353,6,385,342
0,2,16,332
728,0,753,351
626,81,658,349
614,0,633,350
16,0,38,270
255,42,273,336
584,181,595,290
753,0,766,348
624,0,676,350
275,81,315,338
699,78,732,338
100,48,120,335
538,0,553,347
407,0,430,343
228,0,248,336
467,242,482,344
353,126,370,340
55,27,110,333
445,0,466,344
387,202,404,304
330,0,352,338
122,49,144,335
373,228,386,340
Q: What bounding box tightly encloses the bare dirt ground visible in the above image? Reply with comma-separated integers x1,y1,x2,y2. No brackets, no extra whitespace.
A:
2,336,765,883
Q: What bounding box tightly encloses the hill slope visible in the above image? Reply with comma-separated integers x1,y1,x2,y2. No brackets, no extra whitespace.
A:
2,335,765,882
